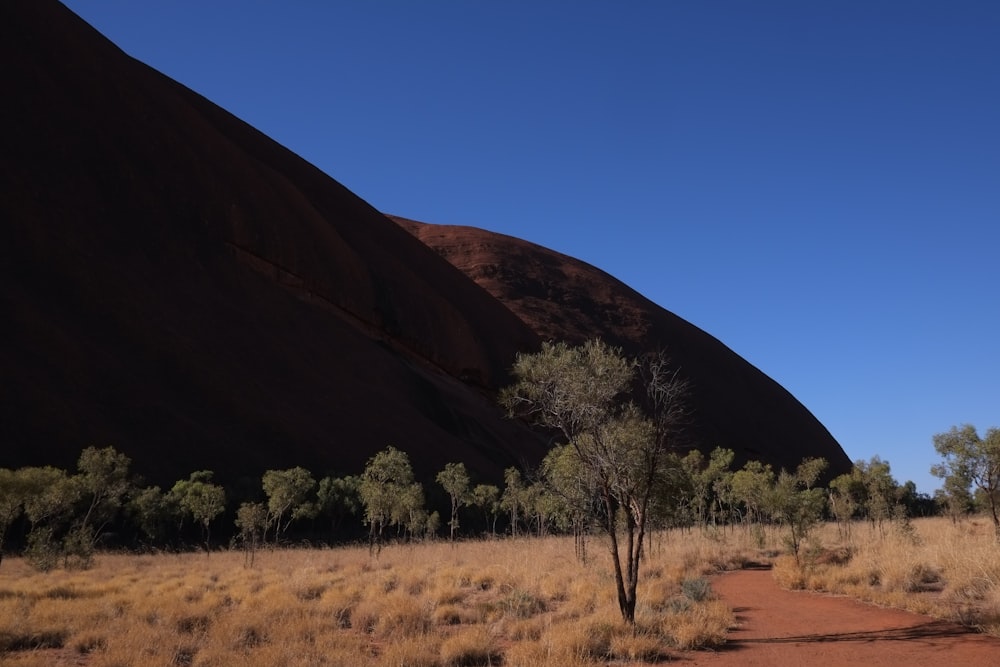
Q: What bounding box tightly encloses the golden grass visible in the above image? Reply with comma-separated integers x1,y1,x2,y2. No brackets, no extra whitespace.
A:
0,531,751,666
773,516,1000,635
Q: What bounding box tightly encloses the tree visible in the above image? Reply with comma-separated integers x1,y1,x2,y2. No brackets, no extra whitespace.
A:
261,467,317,543
359,446,417,554
933,424,1000,541
828,473,862,540
436,462,471,541
932,465,974,523
470,484,500,537
502,339,689,624
540,443,595,561
128,485,175,545
681,447,735,529
0,469,25,568
19,466,79,571
316,475,361,535
731,460,775,530
857,457,899,536
74,446,133,552
392,481,428,541
170,471,226,555
500,467,527,536
235,502,268,567
767,458,828,564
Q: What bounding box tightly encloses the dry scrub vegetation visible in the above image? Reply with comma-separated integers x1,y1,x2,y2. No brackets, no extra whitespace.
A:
0,532,749,667
773,516,1000,635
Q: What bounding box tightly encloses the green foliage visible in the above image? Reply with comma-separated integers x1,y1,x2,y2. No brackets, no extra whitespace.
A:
127,485,174,543
767,459,828,563
680,577,712,602
933,424,1000,540
74,446,133,550
235,502,268,567
20,466,78,528
170,471,226,554
0,469,26,566
470,483,500,537
261,466,317,543
540,443,595,554
436,462,471,540
680,447,735,528
500,467,527,536
500,339,633,442
359,446,424,553
501,339,689,623
731,460,775,526
24,526,60,572
316,475,361,533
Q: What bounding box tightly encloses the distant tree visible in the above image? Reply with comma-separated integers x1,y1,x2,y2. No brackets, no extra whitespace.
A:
470,483,501,537
19,466,79,571
74,446,133,553
316,475,361,535
262,467,317,543
170,471,226,555
392,480,428,541
895,480,934,518
128,485,175,545
500,467,527,537
501,339,689,624
436,462,471,541
767,458,828,564
235,502,268,567
932,465,974,524
731,460,775,529
0,469,25,568
540,443,595,561
423,510,441,541
933,424,1000,541
828,472,861,540
681,447,735,529
359,446,418,554
857,457,900,536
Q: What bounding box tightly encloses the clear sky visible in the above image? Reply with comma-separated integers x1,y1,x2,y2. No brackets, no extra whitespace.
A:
60,1,998,495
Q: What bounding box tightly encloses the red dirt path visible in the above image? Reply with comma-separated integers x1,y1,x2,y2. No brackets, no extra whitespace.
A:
681,567,1000,666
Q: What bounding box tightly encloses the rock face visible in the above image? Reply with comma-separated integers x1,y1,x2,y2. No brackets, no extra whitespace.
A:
1,0,546,485
1,0,849,486
393,217,851,476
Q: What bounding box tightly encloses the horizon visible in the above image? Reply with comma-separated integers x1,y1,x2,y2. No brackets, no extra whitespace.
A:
58,1,999,495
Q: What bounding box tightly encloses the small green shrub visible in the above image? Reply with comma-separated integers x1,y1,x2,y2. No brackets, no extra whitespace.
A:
680,577,712,602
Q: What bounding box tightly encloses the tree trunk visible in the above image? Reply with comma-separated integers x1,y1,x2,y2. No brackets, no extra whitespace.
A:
602,490,634,624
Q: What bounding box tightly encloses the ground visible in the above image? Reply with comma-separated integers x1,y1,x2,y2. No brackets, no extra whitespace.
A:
685,566,1000,666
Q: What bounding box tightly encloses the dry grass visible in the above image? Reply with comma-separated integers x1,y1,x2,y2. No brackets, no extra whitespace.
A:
772,516,1000,635
0,531,750,666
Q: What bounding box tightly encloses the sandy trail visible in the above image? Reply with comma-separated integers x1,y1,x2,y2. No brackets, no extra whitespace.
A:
679,567,1000,666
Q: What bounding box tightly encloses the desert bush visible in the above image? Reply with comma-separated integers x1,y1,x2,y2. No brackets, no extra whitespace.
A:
439,626,502,666
680,576,712,602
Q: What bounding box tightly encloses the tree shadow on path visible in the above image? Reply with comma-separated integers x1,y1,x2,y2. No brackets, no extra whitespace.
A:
731,618,972,646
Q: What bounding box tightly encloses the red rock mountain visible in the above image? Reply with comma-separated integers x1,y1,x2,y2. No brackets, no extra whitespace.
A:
1,0,849,486
393,218,849,475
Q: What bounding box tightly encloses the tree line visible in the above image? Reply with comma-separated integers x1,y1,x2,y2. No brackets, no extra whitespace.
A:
0,340,994,621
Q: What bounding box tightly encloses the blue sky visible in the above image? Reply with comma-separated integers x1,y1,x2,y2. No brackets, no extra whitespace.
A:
61,1,998,495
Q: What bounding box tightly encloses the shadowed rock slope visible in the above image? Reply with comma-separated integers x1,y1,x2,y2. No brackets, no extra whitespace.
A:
393,217,851,476
1,0,546,486
2,0,848,487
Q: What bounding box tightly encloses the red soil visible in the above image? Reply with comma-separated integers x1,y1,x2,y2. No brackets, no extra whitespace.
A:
683,568,1000,666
